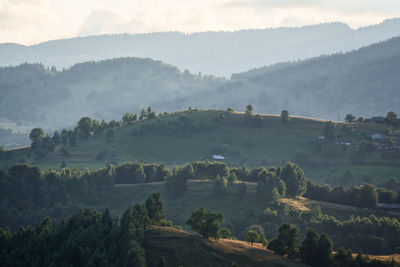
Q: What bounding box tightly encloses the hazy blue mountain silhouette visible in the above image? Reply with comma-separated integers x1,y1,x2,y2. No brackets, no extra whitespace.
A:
1,18,400,77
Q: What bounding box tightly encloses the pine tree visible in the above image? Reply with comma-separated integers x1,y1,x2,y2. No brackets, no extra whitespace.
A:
300,229,319,265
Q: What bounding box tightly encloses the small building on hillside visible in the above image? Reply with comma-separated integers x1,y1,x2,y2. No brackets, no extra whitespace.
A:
375,141,394,151
213,155,225,160
336,138,352,146
370,134,395,150
371,134,386,141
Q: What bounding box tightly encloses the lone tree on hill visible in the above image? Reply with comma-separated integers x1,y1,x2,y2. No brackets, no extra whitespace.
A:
245,104,253,114
186,207,224,239
218,228,231,239
29,128,44,147
246,230,260,246
385,111,398,126
345,114,356,122
77,117,93,139
280,110,289,125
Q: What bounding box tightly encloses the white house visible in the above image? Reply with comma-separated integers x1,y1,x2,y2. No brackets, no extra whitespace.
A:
213,155,225,160
371,134,386,141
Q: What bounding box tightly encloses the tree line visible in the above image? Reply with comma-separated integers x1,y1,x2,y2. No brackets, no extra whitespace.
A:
1,160,397,219
305,180,399,208
267,223,397,267
0,193,170,267
2,161,400,254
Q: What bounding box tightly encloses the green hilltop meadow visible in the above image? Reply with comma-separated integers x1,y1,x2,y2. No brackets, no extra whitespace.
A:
6,108,400,187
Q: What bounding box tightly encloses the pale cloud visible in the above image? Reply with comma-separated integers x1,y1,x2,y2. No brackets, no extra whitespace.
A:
0,0,399,45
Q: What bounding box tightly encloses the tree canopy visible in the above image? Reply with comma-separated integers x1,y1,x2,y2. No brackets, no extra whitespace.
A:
186,207,224,239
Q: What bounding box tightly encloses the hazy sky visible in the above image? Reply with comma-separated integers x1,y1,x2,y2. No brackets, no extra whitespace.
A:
1,0,400,45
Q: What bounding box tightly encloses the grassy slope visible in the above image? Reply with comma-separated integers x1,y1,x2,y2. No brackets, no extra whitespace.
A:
144,226,304,267
92,181,400,263
101,181,265,230
90,181,400,236
10,110,400,185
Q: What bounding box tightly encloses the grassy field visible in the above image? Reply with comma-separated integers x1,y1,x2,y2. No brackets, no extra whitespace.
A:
101,180,266,232
8,110,400,186
303,164,400,185
144,226,304,267
145,226,400,266
85,180,400,237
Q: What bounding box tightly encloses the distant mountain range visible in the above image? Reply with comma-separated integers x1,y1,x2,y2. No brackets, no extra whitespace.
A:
1,36,399,137
1,18,400,77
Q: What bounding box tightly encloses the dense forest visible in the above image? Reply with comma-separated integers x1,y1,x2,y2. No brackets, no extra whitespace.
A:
205,36,400,119
0,185,398,266
1,160,400,256
0,58,220,129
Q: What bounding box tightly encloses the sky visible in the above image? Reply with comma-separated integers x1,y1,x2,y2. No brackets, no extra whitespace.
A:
1,0,400,45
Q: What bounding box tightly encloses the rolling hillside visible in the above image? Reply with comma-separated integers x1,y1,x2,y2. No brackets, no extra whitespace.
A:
144,226,304,267
0,58,221,129
194,37,400,120
7,110,400,186
1,36,400,139
3,171,400,257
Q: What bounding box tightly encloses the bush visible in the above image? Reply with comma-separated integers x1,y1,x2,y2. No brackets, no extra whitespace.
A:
186,207,224,239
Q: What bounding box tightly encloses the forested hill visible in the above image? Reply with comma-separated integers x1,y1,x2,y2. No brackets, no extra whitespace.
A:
0,58,221,128
1,36,400,133
1,18,400,76
194,36,400,120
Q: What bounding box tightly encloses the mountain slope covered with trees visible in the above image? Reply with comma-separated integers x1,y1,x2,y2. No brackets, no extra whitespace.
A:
1,162,400,260
4,109,400,187
0,58,221,129
198,36,400,120
1,18,400,77
1,36,400,135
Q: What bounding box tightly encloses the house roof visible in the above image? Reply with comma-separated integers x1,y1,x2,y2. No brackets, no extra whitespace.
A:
371,134,386,140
